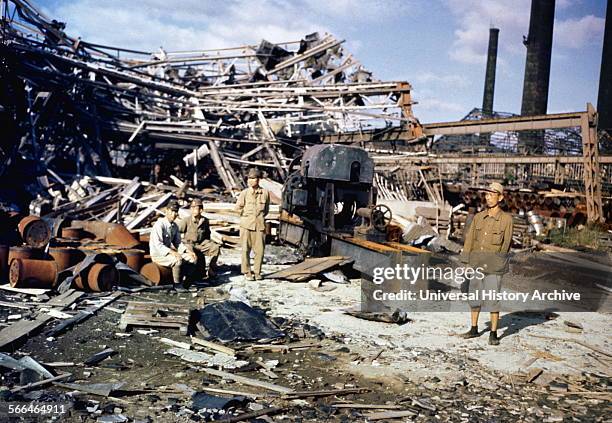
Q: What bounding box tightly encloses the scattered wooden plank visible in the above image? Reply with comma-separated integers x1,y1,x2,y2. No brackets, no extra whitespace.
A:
190,336,236,356
202,368,293,394
10,373,72,393
47,290,83,308
119,301,190,335
0,285,51,296
331,404,403,410
247,341,320,353
365,409,417,420
529,334,612,358
525,368,544,383
282,387,370,399
0,314,54,350
48,292,123,337
267,256,353,282
199,386,262,399
126,192,172,230
0,301,31,310
160,338,191,350
217,406,286,423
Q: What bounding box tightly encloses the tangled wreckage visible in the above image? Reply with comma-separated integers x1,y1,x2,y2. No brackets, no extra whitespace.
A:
0,0,611,422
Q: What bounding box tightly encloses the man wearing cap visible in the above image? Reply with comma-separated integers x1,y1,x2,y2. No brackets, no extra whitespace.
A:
235,168,270,281
177,198,221,279
459,182,513,345
149,201,197,288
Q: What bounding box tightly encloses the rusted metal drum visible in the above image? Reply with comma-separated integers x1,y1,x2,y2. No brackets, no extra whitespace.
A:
9,258,58,288
0,245,8,281
48,247,86,272
121,249,144,271
61,227,85,240
18,216,51,248
75,263,118,292
140,262,172,286
105,225,140,249
9,246,43,264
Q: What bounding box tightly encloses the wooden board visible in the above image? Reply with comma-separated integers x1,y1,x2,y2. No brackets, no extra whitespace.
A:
0,285,51,296
46,289,85,309
0,314,54,350
119,301,190,335
267,256,353,282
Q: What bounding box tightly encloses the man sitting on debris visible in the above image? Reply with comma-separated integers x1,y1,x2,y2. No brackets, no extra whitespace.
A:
459,182,513,345
149,201,197,289
235,168,270,281
177,198,221,279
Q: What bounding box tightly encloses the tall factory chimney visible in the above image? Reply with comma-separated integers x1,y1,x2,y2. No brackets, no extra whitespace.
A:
482,27,500,117
520,0,555,152
521,0,555,116
597,0,611,131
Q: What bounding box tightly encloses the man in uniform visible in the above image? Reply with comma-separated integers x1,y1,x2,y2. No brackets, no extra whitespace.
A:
149,201,197,289
235,168,270,281
177,198,221,279
460,182,513,345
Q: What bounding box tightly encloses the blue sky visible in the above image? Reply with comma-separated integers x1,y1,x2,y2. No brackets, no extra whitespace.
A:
35,0,607,123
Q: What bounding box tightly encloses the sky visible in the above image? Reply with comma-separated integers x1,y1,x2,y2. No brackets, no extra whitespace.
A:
34,0,608,123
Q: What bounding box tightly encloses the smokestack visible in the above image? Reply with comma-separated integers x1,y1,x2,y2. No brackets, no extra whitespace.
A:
482,27,500,117
520,0,555,116
597,0,611,131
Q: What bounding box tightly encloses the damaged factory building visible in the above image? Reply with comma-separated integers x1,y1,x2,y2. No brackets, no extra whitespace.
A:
0,0,610,422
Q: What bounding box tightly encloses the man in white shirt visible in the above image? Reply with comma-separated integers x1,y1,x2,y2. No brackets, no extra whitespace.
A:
149,201,197,288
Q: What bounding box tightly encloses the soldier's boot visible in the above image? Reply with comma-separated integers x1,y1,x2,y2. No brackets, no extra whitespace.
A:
459,326,480,339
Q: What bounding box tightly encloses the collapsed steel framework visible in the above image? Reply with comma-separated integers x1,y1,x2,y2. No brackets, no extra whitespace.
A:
0,0,609,223
0,0,421,192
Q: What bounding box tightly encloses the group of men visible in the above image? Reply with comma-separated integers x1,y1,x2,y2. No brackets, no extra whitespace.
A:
148,168,270,289
147,164,512,345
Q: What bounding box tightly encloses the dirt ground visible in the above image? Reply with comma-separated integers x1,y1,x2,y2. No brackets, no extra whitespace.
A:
0,244,610,422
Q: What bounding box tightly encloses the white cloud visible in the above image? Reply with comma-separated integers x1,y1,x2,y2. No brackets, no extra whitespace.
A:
43,0,417,54
446,0,604,65
48,0,332,52
446,0,530,64
414,97,466,113
554,15,605,49
412,72,470,88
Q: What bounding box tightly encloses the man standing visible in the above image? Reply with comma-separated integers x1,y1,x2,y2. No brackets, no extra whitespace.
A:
149,201,197,288
177,198,221,279
460,182,513,345
235,168,270,281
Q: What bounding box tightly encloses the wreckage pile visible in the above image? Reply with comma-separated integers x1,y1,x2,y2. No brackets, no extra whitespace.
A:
0,0,421,207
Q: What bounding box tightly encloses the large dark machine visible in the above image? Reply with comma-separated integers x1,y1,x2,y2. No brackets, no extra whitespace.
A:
279,144,429,315
281,144,392,255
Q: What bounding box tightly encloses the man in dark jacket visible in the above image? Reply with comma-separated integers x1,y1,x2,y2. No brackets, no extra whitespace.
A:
177,198,221,279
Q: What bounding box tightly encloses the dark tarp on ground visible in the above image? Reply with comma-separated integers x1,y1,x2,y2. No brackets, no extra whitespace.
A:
196,300,284,342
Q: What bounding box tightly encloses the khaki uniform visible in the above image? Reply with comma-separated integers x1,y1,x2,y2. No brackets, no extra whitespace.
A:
177,215,221,276
462,209,513,274
462,209,513,311
235,186,270,276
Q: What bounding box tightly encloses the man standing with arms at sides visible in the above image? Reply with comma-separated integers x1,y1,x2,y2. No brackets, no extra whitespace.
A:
149,201,197,289
177,198,221,279
235,168,270,281
460,182,513,345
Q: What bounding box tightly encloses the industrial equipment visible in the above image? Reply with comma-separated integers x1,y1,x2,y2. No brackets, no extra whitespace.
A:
280,144,429,314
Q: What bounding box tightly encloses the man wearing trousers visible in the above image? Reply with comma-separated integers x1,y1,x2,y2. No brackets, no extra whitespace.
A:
235,168,270,281
460,182,513,345
177,198,221,279
149,201,197,288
